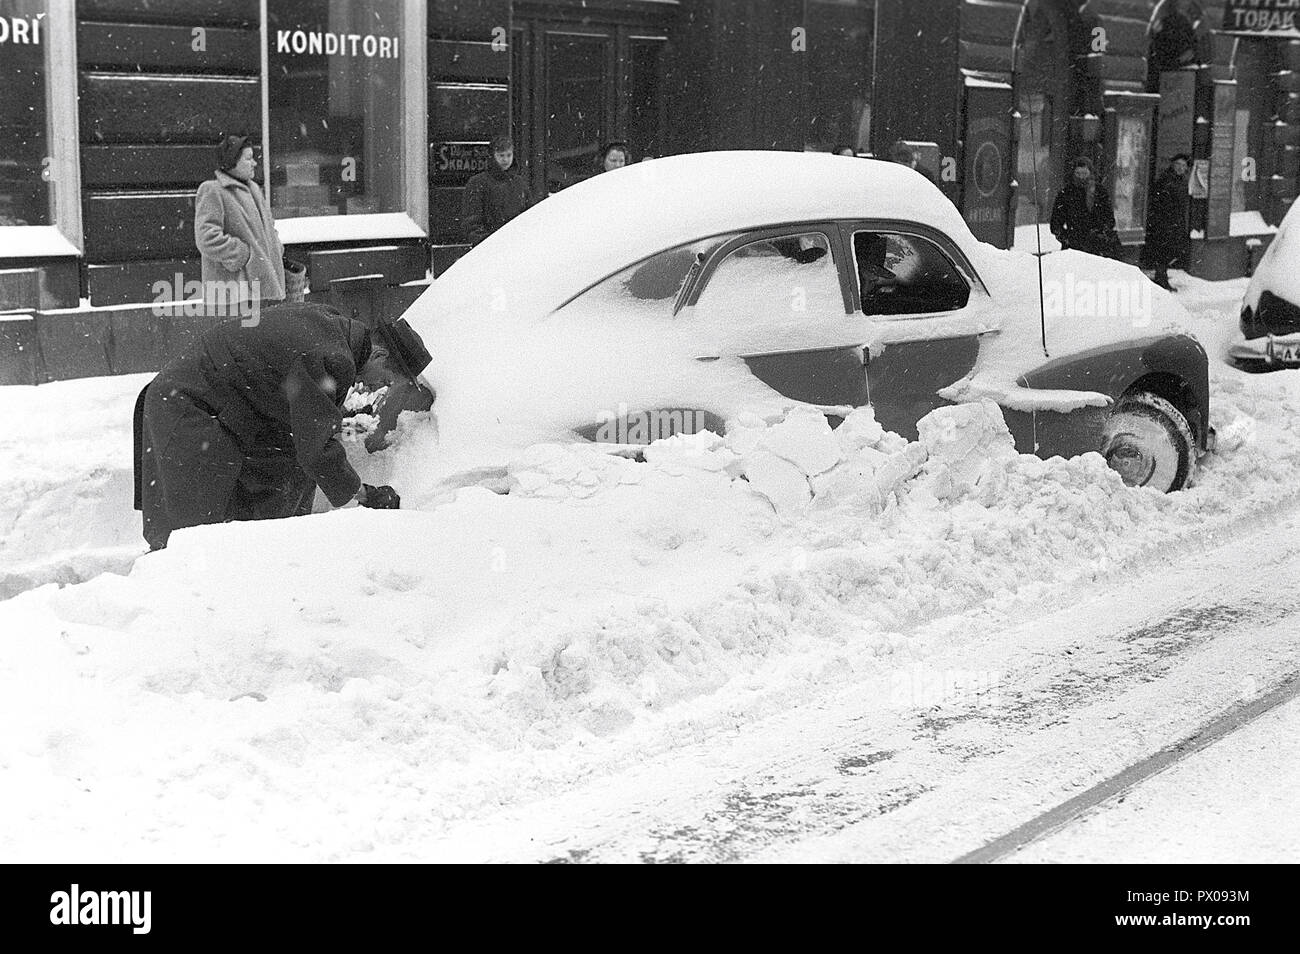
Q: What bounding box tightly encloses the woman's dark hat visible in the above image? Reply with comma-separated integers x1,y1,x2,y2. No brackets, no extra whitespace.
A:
216,134,252,172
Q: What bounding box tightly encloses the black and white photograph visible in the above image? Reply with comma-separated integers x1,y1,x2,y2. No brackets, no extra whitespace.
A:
0,0,1297,893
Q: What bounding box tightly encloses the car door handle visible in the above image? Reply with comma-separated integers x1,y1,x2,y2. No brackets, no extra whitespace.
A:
694,355,720,362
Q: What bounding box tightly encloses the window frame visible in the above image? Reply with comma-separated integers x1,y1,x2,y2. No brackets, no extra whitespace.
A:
551,231,741,315
552,218,990,327
839,220,987,317
681,223,857,315
260,0,428,244
0,1,83,258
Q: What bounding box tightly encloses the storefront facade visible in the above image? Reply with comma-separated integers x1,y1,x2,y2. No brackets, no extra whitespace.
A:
5,0,1299,384
953,0,1300,273
0,0,483,384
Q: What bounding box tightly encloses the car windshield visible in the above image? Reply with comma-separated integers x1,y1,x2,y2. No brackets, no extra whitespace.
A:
558,234,739,318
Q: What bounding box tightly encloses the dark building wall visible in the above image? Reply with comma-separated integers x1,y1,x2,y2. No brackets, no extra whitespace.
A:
874,0,962,163
428,0,512,267
667,0,871,155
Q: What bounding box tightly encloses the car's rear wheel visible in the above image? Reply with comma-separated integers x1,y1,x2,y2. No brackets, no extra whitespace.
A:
1100,392,1195,492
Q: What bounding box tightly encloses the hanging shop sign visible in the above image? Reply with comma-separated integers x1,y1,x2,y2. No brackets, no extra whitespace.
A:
1222,0,1300,35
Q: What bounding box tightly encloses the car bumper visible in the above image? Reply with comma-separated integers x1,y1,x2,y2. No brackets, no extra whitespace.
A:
1228,332,1300,366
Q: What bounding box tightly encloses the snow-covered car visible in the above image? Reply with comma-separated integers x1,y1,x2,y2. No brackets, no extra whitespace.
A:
1230,196,1300,368
405,151,1211,492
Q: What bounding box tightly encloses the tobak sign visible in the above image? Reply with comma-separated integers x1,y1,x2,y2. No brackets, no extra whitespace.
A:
1222,0,1300,35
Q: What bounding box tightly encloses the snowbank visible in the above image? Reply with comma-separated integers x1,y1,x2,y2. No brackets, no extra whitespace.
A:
1,269,1297,860
0,374,152,599
4,343,1300,860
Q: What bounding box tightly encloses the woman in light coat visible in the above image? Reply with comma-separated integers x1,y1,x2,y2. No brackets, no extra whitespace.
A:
195,134,286,311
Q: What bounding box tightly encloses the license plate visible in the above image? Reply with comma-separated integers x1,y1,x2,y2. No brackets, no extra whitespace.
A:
1271,340,1300,364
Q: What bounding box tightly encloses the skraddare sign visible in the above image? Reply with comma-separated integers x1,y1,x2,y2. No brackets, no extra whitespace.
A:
1222,0,1300,35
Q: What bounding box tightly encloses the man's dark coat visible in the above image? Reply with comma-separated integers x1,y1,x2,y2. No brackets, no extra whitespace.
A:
134,303,368,549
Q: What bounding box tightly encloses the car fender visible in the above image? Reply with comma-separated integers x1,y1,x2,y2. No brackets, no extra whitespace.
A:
1021,333,1210,460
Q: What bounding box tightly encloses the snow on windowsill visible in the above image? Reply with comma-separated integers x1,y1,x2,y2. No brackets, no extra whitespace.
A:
0,226,81,259
1231,211,1276,237
963,75,1012,90
1188,213,1277,242
276,213,426,245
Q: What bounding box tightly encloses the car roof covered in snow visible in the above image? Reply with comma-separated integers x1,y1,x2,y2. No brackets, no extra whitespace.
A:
422,150,980,322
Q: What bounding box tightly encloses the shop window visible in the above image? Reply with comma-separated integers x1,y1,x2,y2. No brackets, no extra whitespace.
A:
1111,111,1151,235
1016,93,1058,227
545,33,611,192
0,0,79,254
268,0,406,218
0,0,50,227
853,231,969,316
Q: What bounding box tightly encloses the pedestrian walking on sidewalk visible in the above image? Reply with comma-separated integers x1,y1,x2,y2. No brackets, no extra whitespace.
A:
1142,153,1191,290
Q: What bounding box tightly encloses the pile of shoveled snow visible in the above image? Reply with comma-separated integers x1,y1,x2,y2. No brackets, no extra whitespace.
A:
4,375,1300,861
0,373,152,600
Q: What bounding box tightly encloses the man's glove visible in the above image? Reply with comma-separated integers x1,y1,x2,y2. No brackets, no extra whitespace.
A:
358,484,401,510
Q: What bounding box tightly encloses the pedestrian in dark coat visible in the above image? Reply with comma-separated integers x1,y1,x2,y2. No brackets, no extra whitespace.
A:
133,302,400,550
462,133,531,246
1050,156,1122,258
1141,154,1191,290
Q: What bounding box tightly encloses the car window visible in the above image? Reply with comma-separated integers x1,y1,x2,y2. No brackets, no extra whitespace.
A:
558,234,739,318
693,231,844,331
853,231,970,316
